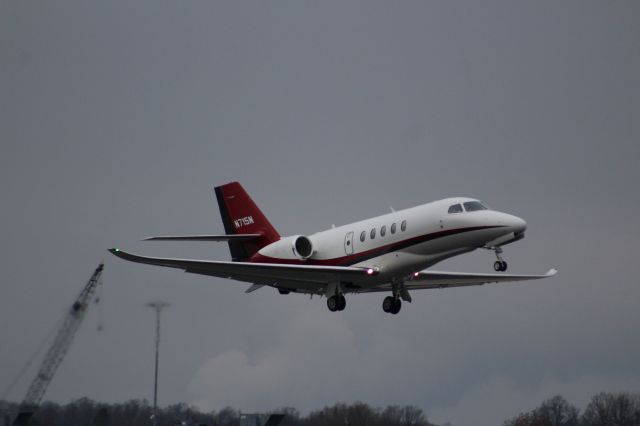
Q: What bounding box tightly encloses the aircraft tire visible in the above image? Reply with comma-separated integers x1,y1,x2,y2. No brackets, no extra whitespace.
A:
494,261,507,272
390,298,402,315
327,295,339,312
382,296,394,313
337,295,346,311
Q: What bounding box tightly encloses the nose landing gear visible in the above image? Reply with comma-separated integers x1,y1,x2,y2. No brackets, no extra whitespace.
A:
491,246,508,272
494,260,507,272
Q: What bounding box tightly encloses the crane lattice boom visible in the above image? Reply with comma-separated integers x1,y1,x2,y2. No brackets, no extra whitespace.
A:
12,263,104,426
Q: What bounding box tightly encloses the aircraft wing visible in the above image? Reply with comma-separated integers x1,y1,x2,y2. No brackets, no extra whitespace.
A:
361,268,557,293
108,248,377,286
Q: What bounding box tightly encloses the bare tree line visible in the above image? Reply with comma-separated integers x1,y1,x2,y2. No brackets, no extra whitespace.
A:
2,391,639,426
1,400,436,426
503,393,640,426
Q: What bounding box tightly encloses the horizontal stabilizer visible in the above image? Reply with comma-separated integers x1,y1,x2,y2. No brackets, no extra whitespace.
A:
142,234,262,242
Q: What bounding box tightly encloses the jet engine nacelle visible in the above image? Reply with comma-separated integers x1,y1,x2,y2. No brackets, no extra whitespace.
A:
292,235,314,259
257,235,317,260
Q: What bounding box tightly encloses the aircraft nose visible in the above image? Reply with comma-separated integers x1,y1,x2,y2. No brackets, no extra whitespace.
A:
510,215,527,234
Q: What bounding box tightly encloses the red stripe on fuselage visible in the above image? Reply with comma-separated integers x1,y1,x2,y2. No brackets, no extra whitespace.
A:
249,225,504,266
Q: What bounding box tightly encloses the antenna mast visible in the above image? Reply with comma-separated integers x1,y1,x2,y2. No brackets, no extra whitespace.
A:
146,301,170,426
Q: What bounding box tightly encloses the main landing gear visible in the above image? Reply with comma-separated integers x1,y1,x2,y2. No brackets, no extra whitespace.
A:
382,296,401,315
491,246,508,272
382,279,407,315
327,294,346,312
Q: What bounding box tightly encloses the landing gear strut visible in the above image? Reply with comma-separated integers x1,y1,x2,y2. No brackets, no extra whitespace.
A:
491,247,508,272
327,294,346,312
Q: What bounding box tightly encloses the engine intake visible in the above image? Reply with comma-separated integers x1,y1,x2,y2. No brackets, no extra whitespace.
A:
292,235,314,259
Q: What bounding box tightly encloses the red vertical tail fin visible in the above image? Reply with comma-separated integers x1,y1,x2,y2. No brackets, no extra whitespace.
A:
214,182,280,261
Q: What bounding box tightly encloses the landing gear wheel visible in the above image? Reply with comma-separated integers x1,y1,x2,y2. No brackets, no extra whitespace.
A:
490,246,508,272
382,297,402,314
327,295,346,312
382,296,394,313
337,295,346,311
390,298,402,315
327,295,339,312
493,260,507,272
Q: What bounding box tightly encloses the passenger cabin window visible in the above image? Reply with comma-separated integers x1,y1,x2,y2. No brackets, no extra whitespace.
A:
360,231,366,242
391,223,396,234
370,228,376,239
463,201,488,212
401,220,407,232
448,204,463,213
380,225,386,237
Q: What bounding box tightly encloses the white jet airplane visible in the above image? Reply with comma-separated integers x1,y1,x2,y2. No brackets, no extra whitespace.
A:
109,182,556,314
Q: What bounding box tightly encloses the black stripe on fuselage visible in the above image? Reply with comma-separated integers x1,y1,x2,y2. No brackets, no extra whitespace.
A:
338,225,504,266
255,225,505,266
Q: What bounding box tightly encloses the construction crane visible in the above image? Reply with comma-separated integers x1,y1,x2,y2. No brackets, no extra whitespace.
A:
10,262,104,426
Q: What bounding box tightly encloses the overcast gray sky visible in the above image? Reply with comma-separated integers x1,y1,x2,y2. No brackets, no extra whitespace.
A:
1,2,639,425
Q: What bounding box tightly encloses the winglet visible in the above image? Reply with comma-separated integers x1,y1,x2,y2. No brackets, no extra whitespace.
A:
546,268,558,277
109,248,138,262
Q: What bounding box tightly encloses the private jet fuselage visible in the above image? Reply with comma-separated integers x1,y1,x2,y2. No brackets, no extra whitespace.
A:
253,197,527,279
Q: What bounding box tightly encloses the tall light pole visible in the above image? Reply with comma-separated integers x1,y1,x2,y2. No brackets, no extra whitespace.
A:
147,301,170,426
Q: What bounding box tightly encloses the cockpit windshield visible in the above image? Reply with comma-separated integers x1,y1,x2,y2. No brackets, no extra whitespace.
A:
463,201,488,212
448,204,463,213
